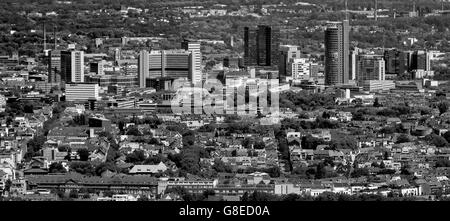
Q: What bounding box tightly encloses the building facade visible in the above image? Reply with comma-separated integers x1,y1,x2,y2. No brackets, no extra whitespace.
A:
279,45,301,82
138,50,191,88
244,25,280,67
61,50,84,83
48,50,61,83
181,40,202,84
356,54,385,84
65,83,99,101
324,20,350,85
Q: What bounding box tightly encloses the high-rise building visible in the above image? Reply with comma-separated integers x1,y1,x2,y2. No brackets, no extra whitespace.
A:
349,48,361,81
411,50,431,71
182,40,202,84
138,50,190,88
279,45,301,82
384,49,409,76
48,50,61,83
65,83,99,101
244,25,280,67
356,54,385,84
61,50,84,83
244,27,258,66
324,20,350,85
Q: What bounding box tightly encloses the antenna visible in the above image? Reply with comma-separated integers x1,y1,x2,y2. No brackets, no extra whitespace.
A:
43,22,46,52
53,25,57,50
345,0,349,20
374,0,378,21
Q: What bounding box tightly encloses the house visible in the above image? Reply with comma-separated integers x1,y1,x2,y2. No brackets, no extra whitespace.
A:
314,150,344,160
129,162,168,174
386,117,402,125
400,187,422,196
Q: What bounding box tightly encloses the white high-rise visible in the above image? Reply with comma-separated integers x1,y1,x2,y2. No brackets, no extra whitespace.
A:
182,40,202,85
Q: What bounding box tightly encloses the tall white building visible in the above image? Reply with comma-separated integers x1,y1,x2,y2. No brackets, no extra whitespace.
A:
65,83,99,101
61,50,84,83
182,40,202,85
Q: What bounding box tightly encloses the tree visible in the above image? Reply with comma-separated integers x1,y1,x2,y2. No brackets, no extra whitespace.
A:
138,195,150,201
77,148,90,161
125,150,147,163
438,102,449,115
264,166,281,178
48,162,67,173
26,135,46,160
3,179,12,193
396,134,411,144
253,140,266,149
425,134,448,147
212,159,231,173
373,97,382,107
69,161,95,175
301,135,325,150
351,168,369,178
435,159,450,167
315,163,327,179
69,190,79,199
126,126,142,136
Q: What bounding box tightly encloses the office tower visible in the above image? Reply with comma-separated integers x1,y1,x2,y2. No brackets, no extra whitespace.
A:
324,20,350,85
356,54,385,84
384,49,409,76
182,40,202,84
48,50,61,83
138,50,150,88
138,50,190,88
279,45,301,82
411,50,431,71
244,27,258,66
244,25,280,67
65,83,99,101
60,50,84,83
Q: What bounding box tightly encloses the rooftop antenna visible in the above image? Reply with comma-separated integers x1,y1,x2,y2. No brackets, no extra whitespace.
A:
345,0,349,20
43,22,46,52
413,0,416,13
442,0,444,11
374,0,378,21
53,25,57,50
